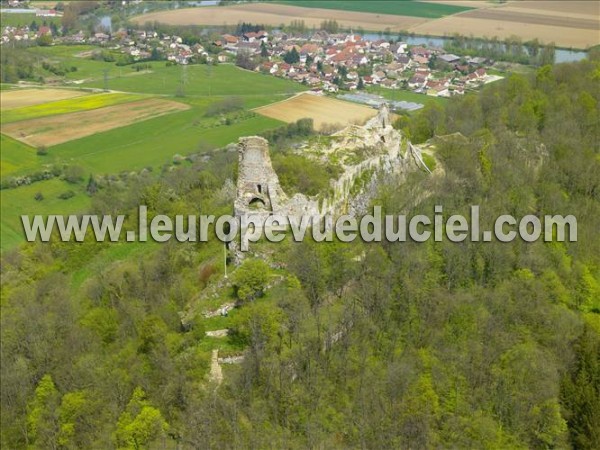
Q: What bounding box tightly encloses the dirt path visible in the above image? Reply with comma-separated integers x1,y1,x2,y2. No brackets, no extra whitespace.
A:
209,349,223,385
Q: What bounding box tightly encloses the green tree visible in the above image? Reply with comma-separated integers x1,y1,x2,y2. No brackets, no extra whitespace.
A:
283,47,300,64
58,390,93,448
27,374,60,449
232,259,270,302
260,40,268,58
86,174,98,195
37,33,53,46
115,387,169,449
561,324,600,449
150,47,161,61
64,165,85,184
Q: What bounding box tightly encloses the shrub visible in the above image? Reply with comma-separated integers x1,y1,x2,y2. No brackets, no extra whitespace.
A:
64,165,84,183
205,97,244,117
273,153,338,197
232,259,271,303
58,190,75,200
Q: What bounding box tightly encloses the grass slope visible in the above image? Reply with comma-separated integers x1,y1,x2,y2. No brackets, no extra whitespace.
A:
0,134,38,177
81,64,306,97
24,46,306,97
0,178,91,251
274,0,473,18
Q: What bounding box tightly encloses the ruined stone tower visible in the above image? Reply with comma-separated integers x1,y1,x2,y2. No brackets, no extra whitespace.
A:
234,136,286,217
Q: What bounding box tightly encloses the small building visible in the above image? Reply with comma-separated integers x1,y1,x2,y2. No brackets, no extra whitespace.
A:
438,53,460,64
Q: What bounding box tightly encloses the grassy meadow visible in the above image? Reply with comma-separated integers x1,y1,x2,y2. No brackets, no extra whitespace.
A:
0,178,91,250
0,134,39,177
25,45,306,96
82,63,306,97
0,12,62,28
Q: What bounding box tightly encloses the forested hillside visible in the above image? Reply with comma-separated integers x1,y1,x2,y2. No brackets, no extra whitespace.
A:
1,59,599,448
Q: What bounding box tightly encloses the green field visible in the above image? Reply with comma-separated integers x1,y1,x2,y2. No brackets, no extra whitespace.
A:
24,46,307,97
0,178,91,250
0,12,62,28
81,64,306,97
1,92,147,123
275,0,472,18
2,96,286,175
0,134,39,177
27,45,138,81
70,241,160,289
0,101,284,247
46,106,284,173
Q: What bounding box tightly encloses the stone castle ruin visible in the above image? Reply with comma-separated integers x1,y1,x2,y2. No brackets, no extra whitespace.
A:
233,136,323,220
233,136,285,218
234,103,430,223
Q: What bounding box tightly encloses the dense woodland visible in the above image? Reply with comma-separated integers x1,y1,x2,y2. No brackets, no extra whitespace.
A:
1,58,599,448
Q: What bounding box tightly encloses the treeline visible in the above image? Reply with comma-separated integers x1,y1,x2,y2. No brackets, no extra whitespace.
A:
259,117,314,146
1,59,599,448
61,1,100,33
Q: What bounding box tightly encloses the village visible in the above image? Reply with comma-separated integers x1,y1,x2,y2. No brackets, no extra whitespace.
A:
220,29,500,99
2,6,503,109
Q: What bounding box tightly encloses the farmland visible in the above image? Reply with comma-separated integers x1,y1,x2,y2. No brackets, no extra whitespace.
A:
254,93,378,130
1,88,88,109
131,3,429,33
0,43,306,249
275,0,473,18
132,2,599,49
46,108,283,173
2,98,191,147
0,92,287,174
409,1,600,49
1,92,147,123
